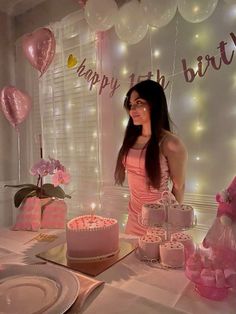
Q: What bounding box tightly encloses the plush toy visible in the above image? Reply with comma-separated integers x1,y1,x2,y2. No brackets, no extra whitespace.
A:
216,176,236,225
203,176,236,268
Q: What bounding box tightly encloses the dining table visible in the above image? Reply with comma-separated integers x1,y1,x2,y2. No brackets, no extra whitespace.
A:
0,226,235,314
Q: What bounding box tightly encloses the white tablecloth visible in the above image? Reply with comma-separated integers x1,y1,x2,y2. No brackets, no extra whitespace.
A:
0,227,235,314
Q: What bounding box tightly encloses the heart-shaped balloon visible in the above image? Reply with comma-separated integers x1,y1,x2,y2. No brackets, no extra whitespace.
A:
22,27,56,77
0,86,32,129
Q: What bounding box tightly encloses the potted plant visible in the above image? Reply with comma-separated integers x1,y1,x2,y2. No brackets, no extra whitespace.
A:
5,157,71,230
5,157,71,207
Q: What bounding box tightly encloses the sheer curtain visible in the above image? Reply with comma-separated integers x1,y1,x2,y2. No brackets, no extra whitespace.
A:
15,10,101,219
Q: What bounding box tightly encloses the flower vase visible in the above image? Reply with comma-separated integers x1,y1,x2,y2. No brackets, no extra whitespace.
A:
40,198,67,229
12,196,41,231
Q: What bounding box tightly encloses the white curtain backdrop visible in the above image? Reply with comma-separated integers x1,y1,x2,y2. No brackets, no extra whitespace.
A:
15,10,101,220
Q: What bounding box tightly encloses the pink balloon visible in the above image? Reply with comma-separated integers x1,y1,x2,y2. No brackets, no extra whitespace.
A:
0,86,32,129
22,27,56,77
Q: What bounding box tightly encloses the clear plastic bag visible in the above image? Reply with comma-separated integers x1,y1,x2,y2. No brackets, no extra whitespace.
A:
203,217,236,268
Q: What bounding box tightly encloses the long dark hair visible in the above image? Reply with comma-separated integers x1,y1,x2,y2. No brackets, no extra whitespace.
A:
114,80,172,189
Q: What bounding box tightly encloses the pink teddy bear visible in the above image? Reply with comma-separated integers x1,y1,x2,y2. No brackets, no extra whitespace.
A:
215,176,236,225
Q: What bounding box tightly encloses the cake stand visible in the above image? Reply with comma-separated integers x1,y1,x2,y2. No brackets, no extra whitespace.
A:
137,206,197,241
136,202,197,267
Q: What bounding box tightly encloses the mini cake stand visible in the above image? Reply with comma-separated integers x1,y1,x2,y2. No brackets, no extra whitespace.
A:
137,211,197,268
138,212,197,241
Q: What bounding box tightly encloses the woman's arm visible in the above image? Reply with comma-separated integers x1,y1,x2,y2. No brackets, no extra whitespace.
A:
162,133,188,204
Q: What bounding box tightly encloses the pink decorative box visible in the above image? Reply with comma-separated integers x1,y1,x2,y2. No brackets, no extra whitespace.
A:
41,199,67,229
12,196,41,231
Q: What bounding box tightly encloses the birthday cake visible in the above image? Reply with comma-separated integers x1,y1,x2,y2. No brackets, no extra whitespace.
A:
138,234,162,260
66,215,119,260
141,203,166,226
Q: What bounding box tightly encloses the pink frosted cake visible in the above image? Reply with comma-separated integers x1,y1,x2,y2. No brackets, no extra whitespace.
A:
138,235,162,260
146,227,166,242
66,215,119,260
141,203,166,226
160,241,185,268
168,204,194,228
170,232,195,257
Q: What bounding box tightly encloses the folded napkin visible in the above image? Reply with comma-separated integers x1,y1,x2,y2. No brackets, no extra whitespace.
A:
67,271,104,313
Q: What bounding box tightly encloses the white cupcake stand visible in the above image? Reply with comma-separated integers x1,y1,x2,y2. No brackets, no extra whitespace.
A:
136,191,197,268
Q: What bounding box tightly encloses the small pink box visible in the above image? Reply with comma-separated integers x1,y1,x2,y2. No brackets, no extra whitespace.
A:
41,199,67,229
12,196,41,231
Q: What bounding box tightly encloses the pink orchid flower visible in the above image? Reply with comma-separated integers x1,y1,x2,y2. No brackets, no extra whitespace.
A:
49,157,65,173
30,159,52,177
52,170,70,187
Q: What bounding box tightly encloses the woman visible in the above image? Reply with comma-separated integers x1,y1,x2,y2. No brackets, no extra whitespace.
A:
114,80,187,236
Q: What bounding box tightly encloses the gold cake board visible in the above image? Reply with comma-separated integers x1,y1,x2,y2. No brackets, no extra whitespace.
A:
37,240,136,277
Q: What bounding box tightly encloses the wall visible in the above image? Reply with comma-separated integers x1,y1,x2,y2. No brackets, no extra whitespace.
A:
98,1,236,229
0,10,17,226
12,1,236,231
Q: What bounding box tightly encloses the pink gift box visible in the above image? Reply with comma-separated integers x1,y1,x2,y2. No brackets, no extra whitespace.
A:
12,196,41,231
41,199,67,229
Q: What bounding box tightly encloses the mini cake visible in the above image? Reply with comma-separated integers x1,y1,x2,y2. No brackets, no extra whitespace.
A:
66,215,119,260
168,204,194,228
159,241,185,268
224,268,236,289
146,227,166,242
185,252,203,280
186,267,201,281
202,256,213,269
215,269,226,288
141,203,166,226
186,252,203,270
138,235,162,260
158,196,177,207
170,232,195,258
200,268,216,287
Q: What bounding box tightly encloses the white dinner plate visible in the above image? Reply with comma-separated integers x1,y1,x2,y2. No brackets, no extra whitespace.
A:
0,264,79,314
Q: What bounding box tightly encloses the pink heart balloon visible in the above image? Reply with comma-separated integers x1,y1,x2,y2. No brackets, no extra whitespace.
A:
0,86,32,129
22,27,56,77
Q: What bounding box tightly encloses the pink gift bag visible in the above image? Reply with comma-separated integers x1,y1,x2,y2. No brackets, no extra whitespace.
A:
41,199,67,229
12,196,41,231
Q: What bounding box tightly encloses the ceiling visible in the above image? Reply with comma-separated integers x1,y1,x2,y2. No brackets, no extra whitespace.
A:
0,0,47,16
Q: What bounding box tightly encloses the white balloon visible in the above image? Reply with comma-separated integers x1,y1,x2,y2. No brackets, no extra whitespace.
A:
177,0,218,23
115,0,148,45
141,0,177,28
84,0,118,31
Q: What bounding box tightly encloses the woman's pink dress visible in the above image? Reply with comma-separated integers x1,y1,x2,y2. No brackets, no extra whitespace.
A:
124,146,171,236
